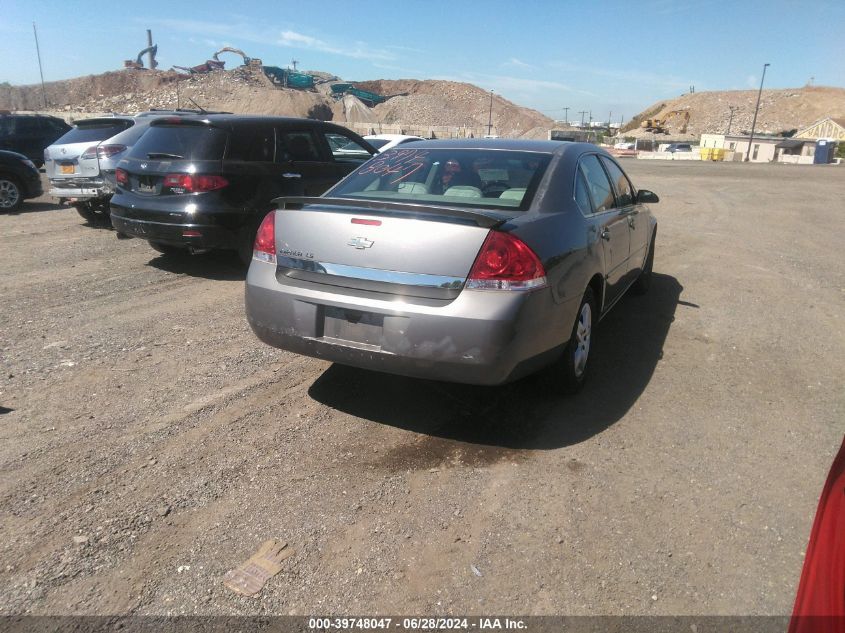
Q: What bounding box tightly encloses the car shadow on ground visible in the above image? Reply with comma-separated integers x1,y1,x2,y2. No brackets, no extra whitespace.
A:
308,273,684,451
145,250,247,282
4,201,63,216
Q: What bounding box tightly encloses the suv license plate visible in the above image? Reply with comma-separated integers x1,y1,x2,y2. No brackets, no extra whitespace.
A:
137,179,155,193
60,164,74,174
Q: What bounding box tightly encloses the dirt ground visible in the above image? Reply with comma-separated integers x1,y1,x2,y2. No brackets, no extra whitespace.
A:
0,161,842,617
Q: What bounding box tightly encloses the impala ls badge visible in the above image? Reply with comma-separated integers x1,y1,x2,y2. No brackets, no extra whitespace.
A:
348,236,374,249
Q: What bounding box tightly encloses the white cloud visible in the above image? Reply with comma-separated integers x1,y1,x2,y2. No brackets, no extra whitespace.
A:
277,29,395,61
502,58,535,70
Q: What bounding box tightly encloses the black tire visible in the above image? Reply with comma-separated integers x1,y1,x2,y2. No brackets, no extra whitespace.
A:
237,215,264,266
547,287,597,394
74,200,111,227
632,229,656,295
149,241,187,257
0,175,23,213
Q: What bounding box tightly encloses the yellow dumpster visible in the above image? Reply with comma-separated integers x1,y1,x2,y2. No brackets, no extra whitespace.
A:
700,148,713,160
712,148,725,161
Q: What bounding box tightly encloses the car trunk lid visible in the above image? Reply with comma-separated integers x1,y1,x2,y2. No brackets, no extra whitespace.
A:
271,197,514,300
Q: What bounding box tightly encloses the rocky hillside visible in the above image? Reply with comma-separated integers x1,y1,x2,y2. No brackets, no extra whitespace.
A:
0,69,554,137
622,86,845,139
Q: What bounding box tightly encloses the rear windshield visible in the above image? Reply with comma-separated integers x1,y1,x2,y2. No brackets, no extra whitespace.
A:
364,138,390,149
128,125,228,161
105,123,151,147
329,148,551,210
57,120,134,144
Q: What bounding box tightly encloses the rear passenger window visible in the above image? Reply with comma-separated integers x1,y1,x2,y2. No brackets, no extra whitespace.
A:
323,132,372,160
226,126,275,162
579,154,615,213
574,170,593,215
278,131,321,162
600,157,634,207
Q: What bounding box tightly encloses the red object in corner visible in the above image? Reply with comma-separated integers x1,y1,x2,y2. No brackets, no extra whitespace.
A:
789,436,845,633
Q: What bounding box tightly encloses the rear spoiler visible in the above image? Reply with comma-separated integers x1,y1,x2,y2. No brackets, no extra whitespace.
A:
272,196,510,229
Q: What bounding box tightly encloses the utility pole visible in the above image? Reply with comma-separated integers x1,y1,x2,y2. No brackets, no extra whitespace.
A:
32,22,47,109
745,63,770,162
563,106,569,125
486,90,494,136
588,111,593,127
291,59,299,71
726,105,739,134
578,110,587,127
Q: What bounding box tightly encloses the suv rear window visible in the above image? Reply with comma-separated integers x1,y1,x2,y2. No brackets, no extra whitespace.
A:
129,125,228,161
57,121,134,144
329,148,550,210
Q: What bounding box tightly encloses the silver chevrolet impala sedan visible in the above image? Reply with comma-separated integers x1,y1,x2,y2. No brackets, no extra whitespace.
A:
245,140,658,392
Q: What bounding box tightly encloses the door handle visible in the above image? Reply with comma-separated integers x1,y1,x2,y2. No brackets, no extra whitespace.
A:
283,173,302,179
600,228,611,241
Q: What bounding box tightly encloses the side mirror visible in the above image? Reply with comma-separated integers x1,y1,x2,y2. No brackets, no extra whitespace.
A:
637,189,659,204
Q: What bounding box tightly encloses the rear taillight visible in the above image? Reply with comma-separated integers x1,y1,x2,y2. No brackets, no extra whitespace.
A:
162,173,228,193
80,146,98,159
97,144,127,159
115,168,129,186
466,231,546,291
253,212,276,264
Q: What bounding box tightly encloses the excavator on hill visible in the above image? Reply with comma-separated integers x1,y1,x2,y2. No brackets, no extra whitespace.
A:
212,47,263,68
124,44,158,70
641,110,690,134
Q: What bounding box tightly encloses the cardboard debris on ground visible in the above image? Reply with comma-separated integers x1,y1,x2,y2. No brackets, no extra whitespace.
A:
223,539,293,597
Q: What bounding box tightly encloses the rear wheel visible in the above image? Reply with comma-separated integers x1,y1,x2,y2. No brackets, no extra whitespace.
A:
0,176,22,212
149,241,187,257
237,214,266,266
547,287,596,394
74,199,111,226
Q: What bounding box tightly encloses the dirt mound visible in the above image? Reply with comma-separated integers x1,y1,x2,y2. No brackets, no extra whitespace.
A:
623,86,845,138
358,79,554,136
1,70,554,138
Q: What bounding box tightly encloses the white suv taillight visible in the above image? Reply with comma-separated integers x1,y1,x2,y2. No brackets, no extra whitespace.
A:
253,212,276,263
466,231,547,291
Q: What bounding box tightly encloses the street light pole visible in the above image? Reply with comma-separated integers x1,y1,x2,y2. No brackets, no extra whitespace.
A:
745,63,770,162
486,90,494,136
33,22,47,109
563,106,569,125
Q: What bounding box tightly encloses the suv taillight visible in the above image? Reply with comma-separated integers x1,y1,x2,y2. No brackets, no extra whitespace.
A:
115,168,128,186
466,231,546,291
80,146,98,159
253,212,276,264
97,144,127,159
162,173,228,193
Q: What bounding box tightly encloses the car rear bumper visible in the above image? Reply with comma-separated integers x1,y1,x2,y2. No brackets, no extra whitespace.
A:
244,259,572,385
49,178,111,200
110,211,237,249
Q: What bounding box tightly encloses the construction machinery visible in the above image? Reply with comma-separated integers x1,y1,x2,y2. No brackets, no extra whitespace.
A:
124,44,158,70
641,110,690,134
212,47,262,68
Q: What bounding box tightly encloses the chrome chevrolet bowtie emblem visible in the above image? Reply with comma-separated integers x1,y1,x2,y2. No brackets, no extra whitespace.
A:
140,162,148,169
348,236,374,249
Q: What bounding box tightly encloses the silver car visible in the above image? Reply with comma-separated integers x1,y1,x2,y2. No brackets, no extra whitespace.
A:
45,116,136,223
245,140,658,392
45,110,214,225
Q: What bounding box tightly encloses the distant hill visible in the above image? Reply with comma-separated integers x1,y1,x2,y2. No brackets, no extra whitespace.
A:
623,86,845,139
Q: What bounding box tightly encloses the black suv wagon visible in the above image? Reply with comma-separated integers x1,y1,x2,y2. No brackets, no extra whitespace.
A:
0,113,71,166
110,115,376,262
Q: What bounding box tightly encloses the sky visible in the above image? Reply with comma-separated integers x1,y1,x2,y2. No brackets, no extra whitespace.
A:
2,0,843,123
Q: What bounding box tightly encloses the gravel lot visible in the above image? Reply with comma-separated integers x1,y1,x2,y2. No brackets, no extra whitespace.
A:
1,161,842,616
